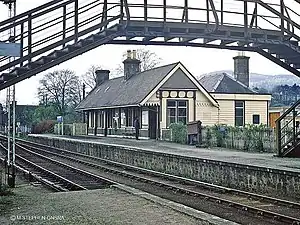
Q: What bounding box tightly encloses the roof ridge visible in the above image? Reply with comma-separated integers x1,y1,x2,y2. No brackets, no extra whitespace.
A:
212,73,225,91
76,61,180,110
137,61,179,74
198,72,218,80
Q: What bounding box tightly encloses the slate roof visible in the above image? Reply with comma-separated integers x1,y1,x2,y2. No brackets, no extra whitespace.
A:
198,72,255,94
76,62,178,110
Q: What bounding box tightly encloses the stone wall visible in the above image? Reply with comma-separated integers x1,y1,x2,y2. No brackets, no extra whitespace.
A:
28,135,300,197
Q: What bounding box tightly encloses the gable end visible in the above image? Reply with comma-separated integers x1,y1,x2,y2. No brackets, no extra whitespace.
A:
161,68,198,90
141,62,219,107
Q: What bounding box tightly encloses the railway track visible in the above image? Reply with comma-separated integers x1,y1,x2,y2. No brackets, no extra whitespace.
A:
1,137,299,224
0,143,114,191
13,138,300,224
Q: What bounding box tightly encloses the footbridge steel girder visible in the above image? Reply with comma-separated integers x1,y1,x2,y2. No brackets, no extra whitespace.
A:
0,0,299,89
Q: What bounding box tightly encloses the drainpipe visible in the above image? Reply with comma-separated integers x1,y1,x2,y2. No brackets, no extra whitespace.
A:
217,105,220,125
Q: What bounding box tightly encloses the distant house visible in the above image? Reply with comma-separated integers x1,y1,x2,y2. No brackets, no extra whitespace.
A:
76,50,271,139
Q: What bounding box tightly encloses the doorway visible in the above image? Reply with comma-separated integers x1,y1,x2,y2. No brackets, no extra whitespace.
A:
148,108,157,139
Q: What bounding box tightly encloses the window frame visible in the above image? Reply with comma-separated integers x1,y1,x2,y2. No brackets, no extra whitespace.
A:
128,108,133,126
252,114,260,125
97,111,101,127
121,109,126,127
91,111,95,128
167,99,188,127
234,100,245,127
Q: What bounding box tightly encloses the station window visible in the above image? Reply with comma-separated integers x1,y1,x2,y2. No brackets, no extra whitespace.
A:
121,109,126,127
235,101,244,127
97,112,100,127
108,109,114,128
88,112,92,127
91,111,95,128
98,111,104,128
167,100,188,127
128,109,133,126
253,114,260,125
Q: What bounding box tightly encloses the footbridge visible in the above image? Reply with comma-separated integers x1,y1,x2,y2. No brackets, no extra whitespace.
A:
0,0,299,90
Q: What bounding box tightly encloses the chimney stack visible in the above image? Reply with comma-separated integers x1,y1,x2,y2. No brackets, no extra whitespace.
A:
95,69,110,86
123,49,141,80
233,52,250,87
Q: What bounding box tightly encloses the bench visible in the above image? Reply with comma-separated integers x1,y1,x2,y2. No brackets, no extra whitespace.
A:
187,120,202,146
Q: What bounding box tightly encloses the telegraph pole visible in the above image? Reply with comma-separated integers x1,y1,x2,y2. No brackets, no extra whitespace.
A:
1,0,17,188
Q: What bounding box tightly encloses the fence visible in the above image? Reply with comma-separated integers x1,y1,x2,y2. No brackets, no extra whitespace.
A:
160,124,277,153
54,123,87,136
202,125,276,153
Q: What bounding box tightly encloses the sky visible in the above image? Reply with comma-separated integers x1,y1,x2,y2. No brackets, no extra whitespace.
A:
0,0,299,105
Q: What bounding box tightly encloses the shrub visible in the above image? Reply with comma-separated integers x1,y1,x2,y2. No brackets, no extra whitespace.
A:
203,124,273,152
246,124,269,152
169,123,187,144
32,120,55,134
204,126,212,146
211,124,228,147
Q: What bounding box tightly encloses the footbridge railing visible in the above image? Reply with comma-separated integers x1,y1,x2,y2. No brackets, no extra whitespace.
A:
0,0,300,89
0,0,123,73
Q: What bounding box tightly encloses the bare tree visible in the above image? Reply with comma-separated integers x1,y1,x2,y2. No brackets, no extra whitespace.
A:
38,69,81,116
82,65,102,89
115,49,162,76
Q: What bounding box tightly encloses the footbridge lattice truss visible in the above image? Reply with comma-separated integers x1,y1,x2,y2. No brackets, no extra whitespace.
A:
0,0,300,90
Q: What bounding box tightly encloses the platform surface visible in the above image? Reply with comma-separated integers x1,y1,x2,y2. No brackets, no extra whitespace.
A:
30,134,300,173
0,167,237,225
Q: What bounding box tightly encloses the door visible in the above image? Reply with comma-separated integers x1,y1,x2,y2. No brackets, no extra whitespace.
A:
269,112,280,128
149,108,157,139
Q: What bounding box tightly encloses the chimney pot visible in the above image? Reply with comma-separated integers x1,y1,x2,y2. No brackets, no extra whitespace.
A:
127,50,132,59
132,50,137,59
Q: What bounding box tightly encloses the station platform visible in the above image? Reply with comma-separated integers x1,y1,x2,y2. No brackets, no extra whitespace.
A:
0,167,233,225
30,134,300,174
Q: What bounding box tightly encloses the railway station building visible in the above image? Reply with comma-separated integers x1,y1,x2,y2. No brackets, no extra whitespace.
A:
76,50,271,139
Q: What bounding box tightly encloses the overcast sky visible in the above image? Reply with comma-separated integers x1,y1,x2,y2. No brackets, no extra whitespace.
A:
0,0,299,105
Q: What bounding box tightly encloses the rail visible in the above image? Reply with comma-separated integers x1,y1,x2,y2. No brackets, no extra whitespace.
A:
0,142,78,191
